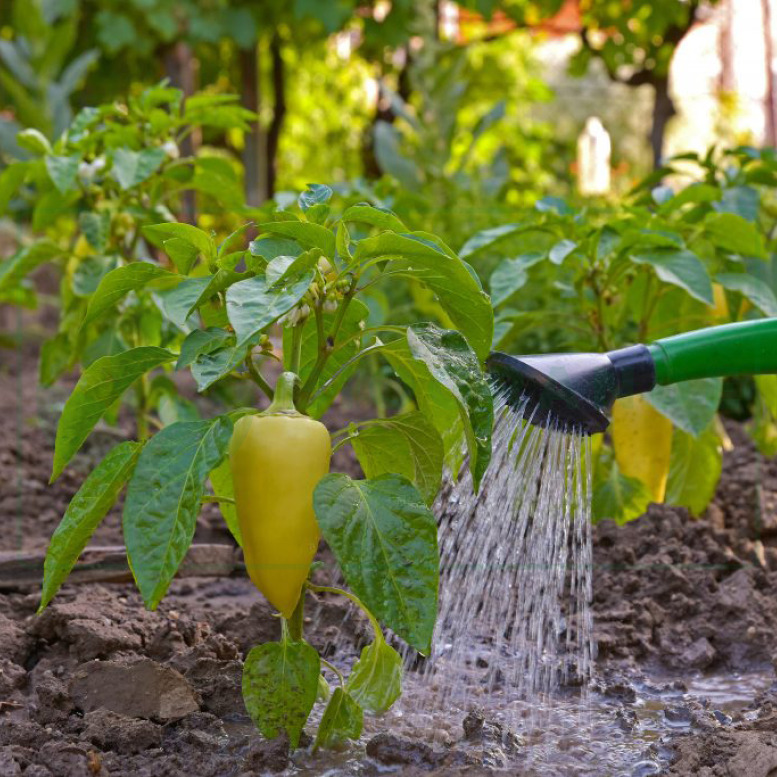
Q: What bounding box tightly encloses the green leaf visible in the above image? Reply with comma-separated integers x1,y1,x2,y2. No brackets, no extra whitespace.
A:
45,154,80,194
242,639,320,749
313,473,439,654
143,222,216,265
249,236,302,263
226,272,314,348
83,263,178,328
658,182,720,211
350,412,443,506
186,269,250,318
489,258,528,306
314,688,363,750
713,186,759,222
644,378,723,437
405,325,493,490
79,211,111,252
155,277,211,329
592,456,652,525
0,162,28,214
715,273,777,316
16,128,51,155
72,256,117,298
161,238,200,275
282,299,369,418
112,147,166,190
630,248,714,305
345,638,402,714
549,239,576,265
176,328,233,371
299,183,333,211
190,340,248,392
40,442,142,611
0,241,62,294
665,425,722,516
341,204,407,232
218,223,253,261
353,232,494,360
209,459,242,546
259,221,335,259
39,333,72,387
705,212,766,259
266,249,320,287
51,347,175,481
123,417,233,608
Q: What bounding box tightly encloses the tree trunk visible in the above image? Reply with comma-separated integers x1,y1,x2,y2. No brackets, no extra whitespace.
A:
239,45,269,206
163,42,198,223
266,35,286,199
650,75,676,169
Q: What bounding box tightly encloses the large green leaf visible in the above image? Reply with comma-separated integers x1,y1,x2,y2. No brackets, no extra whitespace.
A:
112,147,166,190
715,273,777,316
459,223,527,259
665,425,722,516
592,457,652,525
341,204,407,232
282,298,369,418
155,276,211,329
82,262,178,328
51,347,175,481
123,416,233,608
242,639,320,749
350,412,443,506
345,637,402,714
176,328,233,371
353,232,493,359
226,271,314,348
313,473,439,654
258,221,335,259
143,222,217,264
185,268,251,318
630,248,714,305
314,688,363,750
489,258,528,306
405,325,493,490
705,212,766,258
45,154,80,193
208,459,242,546
644,378,723,437
0,161,28,214
0,241,62,294
40,441,142,611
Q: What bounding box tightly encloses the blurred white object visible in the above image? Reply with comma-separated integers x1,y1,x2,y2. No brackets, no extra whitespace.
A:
577,116,611,195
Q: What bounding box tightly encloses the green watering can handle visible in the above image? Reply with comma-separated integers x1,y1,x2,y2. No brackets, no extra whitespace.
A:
648,318,777,385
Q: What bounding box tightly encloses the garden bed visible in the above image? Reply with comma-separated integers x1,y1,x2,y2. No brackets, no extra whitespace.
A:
1,355,776,776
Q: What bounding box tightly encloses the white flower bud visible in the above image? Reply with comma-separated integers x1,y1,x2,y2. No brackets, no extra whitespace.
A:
162,139,180,159
323,298,338,314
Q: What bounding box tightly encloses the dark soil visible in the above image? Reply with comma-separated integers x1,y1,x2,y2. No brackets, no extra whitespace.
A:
1,339,776,775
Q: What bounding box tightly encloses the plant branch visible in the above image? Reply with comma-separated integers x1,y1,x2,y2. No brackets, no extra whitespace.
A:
320,658,345,687
308,341,386,406
244,354,274,400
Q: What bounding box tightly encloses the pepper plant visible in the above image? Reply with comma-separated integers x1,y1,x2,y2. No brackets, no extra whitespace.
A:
38,184,494,749
0,81,255,415
463,147,777,524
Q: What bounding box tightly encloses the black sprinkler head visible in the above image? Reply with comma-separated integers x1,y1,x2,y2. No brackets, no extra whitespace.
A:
486,345,656,435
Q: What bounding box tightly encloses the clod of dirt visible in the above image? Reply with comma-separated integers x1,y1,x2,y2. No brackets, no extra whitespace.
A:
669,730,777,776
0,658,26,696
679,637,717,670
241,733,290,773
367,733,446,769
0,750,22,777
30,670,74,724
80,709,162,755
0,611,30,664
70,657,200,721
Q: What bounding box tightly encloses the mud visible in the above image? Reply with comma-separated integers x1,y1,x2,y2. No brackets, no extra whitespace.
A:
1,343,776,774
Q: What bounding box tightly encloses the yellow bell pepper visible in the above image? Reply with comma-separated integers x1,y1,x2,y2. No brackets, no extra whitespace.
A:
611,395,672,503
229,372,331,618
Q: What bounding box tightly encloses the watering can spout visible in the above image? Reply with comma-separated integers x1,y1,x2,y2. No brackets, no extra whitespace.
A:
488,318,777,435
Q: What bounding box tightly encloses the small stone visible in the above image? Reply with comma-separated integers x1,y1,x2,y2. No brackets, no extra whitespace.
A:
679,637,717,670
70,658,200,722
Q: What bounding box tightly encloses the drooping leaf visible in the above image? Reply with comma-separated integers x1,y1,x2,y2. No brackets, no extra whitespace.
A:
259,221,335,259
350,412,443,506
51,347,175,481
82,263,178,328
314,473,439,654
715,273,777,316
630,248,714,305
665,425,722,516
226,271,314,348
242,639,320,749
341,204,407,233
40,442,142,611
314,688,363,750
123,416,233,608
346,638,402,714
644,378,723,437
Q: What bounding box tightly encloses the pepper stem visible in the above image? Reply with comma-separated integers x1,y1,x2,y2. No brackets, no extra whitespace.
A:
286,590,305,641
265,372,299,415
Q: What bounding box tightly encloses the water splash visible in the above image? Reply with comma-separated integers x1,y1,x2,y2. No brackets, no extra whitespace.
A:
419,386,595,719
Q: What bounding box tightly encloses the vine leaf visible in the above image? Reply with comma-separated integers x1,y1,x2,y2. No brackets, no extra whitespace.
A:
51,347,175,481
314,473,439,654
242,639,320,749
40,441,143,611
123,416,233,608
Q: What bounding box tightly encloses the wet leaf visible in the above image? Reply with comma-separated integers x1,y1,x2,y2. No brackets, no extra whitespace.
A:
346,638,402,714
314,473,438,655
314,688,363,750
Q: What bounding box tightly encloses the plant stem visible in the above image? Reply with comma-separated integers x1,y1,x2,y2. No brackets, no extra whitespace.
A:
306,582,382,639
308,342,385,406
200,495,236,505
290,324,303,375
320,658,345,687
266,372,299,414
135,376,149,441
244,354,274,400
286,591,305,641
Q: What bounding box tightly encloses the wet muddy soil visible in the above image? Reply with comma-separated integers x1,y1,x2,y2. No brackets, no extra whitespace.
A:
1,346,776,775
